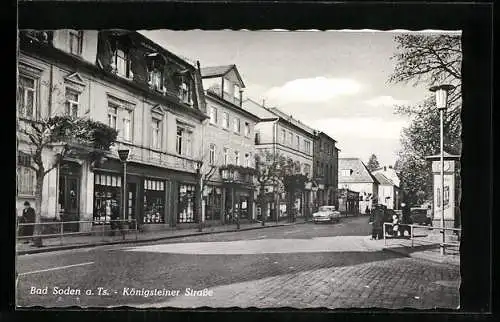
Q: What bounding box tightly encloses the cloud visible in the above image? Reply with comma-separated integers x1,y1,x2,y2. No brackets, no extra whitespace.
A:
264,77,362,104
364,95,409,107
307,117,409,165
308,117,408,140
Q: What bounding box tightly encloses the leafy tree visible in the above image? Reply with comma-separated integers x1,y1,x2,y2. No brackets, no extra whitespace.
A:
366,154,380,172
17,116,118,246
389,34,462,205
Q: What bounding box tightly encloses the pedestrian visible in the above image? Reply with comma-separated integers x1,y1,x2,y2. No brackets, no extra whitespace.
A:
391,213,400,237
370,204,384,240
400,203,412,237
109,199,120,236
21,201,35,244
365,206,371,216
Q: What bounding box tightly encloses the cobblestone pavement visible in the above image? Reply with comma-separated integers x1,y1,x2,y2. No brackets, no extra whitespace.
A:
16,216,460,309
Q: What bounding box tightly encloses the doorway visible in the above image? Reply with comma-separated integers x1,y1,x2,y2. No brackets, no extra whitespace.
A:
58,162,81,232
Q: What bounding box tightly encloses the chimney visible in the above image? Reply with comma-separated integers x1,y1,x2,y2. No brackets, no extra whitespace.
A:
262,99,266,107
384,166,387,171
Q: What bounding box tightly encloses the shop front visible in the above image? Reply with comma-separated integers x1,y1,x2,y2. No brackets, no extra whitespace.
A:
204,185,223,223
223,185,254,224
92,158,198,230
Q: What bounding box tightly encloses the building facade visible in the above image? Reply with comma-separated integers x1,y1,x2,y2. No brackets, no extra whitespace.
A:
17,30,208,232
200,65,260,225
312,131,339,209
372,167,401,210
242,99,315,219
338,158,379,214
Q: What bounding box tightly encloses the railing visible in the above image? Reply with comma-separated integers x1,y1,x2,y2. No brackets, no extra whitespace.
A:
383,222,461,253
17,219,138,246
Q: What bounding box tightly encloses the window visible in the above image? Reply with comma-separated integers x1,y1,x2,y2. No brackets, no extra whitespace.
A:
209,144,216,164
69,30,83,56
179,81,191,104
143,179,165,224
296,135,300,149
341,169,352,176
176,126,193,156
244,153,250,167
209,106,218,125
244,122,250,137
113,48,130,78
234,118,241,133
107,104,118,130
223,148,229,165
17,152,36,196
152,118,162,150
178,184,196,223
235,151,240,166
65,88,79,118
304,140,311,154
233,84,240,98
281,129,286,143
222,112,229,129
123,110,133,141
149,69,163,91
304,164,311,176
18,76,36,119
223,79,232,96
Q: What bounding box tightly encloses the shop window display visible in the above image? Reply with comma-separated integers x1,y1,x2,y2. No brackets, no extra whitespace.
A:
143,179,165,224
93,174,122,224
178,184,196,223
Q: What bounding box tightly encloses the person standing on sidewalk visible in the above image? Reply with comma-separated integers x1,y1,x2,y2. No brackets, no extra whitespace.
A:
109,200,120,236
370,204,384,240
21,201,35,244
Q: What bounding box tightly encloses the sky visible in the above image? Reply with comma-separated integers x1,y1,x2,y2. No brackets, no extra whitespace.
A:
140,30,446,166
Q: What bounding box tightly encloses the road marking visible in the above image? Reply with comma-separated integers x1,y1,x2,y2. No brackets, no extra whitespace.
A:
283,230,302,235
18,262,94,276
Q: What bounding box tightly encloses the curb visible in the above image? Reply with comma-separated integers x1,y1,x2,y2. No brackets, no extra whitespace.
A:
17,221,309,255
381,247,460,268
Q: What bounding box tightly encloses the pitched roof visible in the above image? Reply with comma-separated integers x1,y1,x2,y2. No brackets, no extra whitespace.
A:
201,65,234,78
268,107,315,135
373,172,395,186
200,64,245,87
242,98,278,119
338,158,379,184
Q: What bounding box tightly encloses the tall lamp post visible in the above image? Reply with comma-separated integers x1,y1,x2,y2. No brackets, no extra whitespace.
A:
118,149,130,222
429,84,454,256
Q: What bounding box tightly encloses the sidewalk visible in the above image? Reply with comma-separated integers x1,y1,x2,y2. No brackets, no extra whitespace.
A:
363,235,460,267
16,218,308,255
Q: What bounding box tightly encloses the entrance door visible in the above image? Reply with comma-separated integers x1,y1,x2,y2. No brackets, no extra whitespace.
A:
59,175,80,232
127,183,137,223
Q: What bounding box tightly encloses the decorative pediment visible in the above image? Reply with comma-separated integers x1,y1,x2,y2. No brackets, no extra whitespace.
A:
18,61,44,78
64,72,87,87
151,104,166,116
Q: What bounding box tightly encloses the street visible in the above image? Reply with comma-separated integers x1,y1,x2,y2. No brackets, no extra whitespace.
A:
16,216,460,309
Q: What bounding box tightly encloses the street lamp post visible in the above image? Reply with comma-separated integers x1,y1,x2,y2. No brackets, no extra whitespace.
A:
118,149,130,222
429,84,454,256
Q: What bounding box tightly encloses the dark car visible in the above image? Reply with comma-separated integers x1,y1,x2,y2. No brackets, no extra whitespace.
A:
410,208,432,226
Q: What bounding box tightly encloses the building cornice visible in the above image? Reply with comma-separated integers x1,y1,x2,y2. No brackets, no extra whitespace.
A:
206,92,261,122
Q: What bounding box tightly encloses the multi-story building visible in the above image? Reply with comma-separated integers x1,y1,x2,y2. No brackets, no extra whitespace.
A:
242,99,315,218
312,131,339,209
200,65,261,224
338,158,379,214
17,30,208,231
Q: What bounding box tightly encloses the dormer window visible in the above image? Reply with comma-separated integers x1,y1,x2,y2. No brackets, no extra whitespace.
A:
179,81,192,105
69,30,83,56
112,47,131,78
147,55,165,92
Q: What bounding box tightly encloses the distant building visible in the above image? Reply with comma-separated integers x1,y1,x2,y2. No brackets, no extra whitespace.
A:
242,98,315,219
312,131,339,208
372,172,401,210
372,166,400,188
338,158,379,213
337,188,359,215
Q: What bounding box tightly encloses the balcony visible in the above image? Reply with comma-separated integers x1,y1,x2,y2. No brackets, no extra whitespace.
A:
109,142,198,173
219,165,256,185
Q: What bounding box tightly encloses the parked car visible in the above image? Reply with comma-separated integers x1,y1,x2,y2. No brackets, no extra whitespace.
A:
312,206,341,224
410,208,433,226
